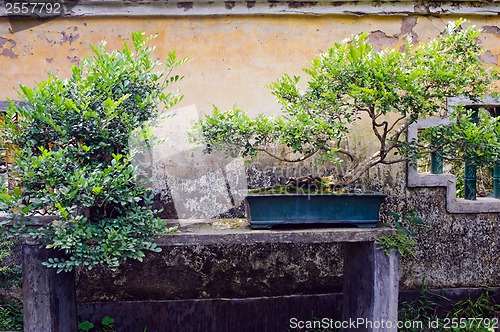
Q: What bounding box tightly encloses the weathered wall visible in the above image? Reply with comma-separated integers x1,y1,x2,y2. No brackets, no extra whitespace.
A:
1,14,500,116
375,162,500,290
77,241,344,302
1,3,499,298
406,186,500,289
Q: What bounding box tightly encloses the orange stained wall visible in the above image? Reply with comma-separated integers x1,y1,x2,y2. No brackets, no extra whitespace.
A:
1,15,500,118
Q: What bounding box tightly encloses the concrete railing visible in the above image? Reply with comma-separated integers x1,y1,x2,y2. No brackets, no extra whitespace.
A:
23,220,398,332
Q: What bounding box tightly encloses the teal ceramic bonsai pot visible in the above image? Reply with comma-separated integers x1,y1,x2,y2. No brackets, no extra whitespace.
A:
245,193,387,229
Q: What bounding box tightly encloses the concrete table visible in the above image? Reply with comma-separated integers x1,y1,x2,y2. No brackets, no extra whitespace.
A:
23,219,398,332
159,220,400,332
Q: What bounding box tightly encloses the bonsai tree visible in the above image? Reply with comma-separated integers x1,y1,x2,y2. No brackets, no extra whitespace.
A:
192,20,500,191
0,32,186,272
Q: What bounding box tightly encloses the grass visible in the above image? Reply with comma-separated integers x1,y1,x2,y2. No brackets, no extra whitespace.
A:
0,300,23,331
284,286,499,332
398,286,499,332
0,232,22,332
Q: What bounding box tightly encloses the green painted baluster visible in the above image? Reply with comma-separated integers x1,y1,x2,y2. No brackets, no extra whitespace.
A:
493,164,500,199
494,107,500,199
464,109,479,201
431,140,443,174
464,163,477,200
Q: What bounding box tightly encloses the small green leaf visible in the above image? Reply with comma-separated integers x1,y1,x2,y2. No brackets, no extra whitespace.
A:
101,315,115,326
92,186,103,195
78,320,94,332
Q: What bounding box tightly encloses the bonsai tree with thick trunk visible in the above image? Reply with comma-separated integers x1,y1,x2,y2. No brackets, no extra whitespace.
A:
192,20,500,190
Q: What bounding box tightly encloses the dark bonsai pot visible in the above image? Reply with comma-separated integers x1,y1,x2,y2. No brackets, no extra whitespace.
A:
245,193,387,229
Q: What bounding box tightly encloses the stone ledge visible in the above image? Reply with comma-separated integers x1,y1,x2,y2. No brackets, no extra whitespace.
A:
1,1,500,17
159,219,396,245
409,171,500,212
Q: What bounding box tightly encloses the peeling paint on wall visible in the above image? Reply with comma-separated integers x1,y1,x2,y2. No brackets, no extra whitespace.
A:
483,25,500,35
66,55,80,64
225,1,236,9
367,30,398,50
177,2,194,10
401,16,419,42
0,37,18,59
480,50,499,65
60,31,80,45
288,1,318,9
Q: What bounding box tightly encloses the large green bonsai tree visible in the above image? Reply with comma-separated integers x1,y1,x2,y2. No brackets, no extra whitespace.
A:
193,20,500,189
0,32,186,272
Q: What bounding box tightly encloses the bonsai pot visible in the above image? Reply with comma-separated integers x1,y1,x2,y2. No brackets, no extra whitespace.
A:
245,193,387,229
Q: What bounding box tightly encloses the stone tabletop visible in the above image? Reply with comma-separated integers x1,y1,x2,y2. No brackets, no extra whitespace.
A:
156,219,396,246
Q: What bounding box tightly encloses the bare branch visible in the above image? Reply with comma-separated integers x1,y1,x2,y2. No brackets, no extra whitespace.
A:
388,118,412,142
256,148,319,163
380,158,409,165
367,107,385,145
387,114,407,133
337,149,355,162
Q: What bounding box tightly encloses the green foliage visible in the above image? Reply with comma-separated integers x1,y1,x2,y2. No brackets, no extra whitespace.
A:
421,107,500,168
0,300,23,331
287,285,499,332
0,232,21,289
192,20,499,186
377,208,425,259
398,279,444,331
0,32,186,271
399,284,500,332
78,316,115,332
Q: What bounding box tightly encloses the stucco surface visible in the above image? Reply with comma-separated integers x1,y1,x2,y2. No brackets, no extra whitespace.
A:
1,15,500,116
378,163,500,290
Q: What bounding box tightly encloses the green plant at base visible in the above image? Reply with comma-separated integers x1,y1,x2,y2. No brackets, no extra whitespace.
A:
0,300,23,331
377,209,425,259
78,316,150,332
398,279,444,332
398,282,500,332
0,232,20,289
0,234,22,331
191,20,500,189
442,289,500,332
78,316,115,332
0,32,186,272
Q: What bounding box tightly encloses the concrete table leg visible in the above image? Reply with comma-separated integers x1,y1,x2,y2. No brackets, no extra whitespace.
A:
342,242,399,332
22,244,77,332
